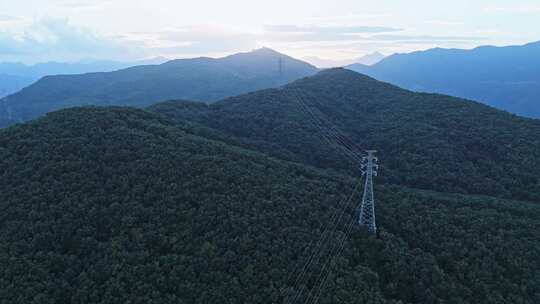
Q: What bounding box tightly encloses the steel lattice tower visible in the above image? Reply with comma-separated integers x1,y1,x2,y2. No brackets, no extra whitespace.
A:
278,56,283,81
359,150,378,234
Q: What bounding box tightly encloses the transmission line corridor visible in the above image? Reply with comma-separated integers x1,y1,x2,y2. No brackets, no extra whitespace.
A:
279,87,379,304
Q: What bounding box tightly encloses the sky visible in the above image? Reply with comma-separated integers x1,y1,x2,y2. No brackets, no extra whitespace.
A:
0,0,539,64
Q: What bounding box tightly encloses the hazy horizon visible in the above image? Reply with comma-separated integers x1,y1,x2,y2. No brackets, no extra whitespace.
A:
1,0,540,65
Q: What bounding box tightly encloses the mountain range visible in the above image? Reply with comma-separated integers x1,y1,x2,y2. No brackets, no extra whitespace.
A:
4,41,540,129
304,52,385,68
0,48,318,127
2,68,539,303
347,41,540,118
0,58,167,98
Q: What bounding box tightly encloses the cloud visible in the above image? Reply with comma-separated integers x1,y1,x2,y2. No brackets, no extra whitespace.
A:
265,24,401,34
0,15,20,22
368,34,487,42
423,20,464,26
58,0,113,9
123,24,404,58
267,31,491,63
260,24,402,43
121,24,487,61
0,18,144,62
309,13,393,23
483,3,540,13
0,17,495,64
127,26,259,56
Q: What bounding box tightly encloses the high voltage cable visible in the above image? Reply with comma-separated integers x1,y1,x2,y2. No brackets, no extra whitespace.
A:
280,194,348,294
294,89,365,154
287,88,368,303
279,87,367,304
305,201,360,304
284,182,362,304
307,154,379,304
282,185,358,303
310,194,360,304
287,89,362,164
290,88,360,158
281,88,359,294
294,88,364,153
292,90,363,165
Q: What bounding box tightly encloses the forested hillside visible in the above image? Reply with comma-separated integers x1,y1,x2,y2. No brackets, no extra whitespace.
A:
347,41,540,118
1,107,539,303
149,68,540,202
0,48,317,128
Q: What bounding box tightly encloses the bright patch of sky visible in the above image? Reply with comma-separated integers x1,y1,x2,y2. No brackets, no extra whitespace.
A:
0,0,539,64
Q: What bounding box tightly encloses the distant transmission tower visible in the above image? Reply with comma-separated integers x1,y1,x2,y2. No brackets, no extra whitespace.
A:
278,56,283,81
359,150,378,234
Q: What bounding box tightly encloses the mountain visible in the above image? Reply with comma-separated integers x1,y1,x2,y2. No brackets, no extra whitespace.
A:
355,52,386,66
302,56,345,68
0,58,167,79
347,41,540,118
0,74,34,98
1,105,539,303
0,48,318,127
304,52,386,68
149,68,540,202
0,58,167,98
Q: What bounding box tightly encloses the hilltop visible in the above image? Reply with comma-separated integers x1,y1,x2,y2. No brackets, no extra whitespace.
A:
149,68,540,201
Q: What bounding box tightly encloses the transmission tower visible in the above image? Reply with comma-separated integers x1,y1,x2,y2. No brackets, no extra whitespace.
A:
359,150,378,234
278,56,283,81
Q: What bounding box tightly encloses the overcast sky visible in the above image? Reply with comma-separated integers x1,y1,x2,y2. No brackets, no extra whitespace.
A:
0,0,539,64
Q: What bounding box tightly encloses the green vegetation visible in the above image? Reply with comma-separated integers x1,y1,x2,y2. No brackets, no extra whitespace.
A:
2,69,540,303
149,68,540,201
1,106,539,303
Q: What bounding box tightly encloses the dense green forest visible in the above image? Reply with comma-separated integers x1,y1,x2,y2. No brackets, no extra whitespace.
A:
1,106,539,303
149,68,540,201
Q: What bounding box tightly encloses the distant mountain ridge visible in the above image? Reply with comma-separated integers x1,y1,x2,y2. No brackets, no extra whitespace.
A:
347,41,540,118
304,52,386,68
0,74,33,98
355,52,386,65
0,48,318,127
0,58,166,98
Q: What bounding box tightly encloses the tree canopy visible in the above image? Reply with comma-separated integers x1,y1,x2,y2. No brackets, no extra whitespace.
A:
149,68,540,202
1,105,539,303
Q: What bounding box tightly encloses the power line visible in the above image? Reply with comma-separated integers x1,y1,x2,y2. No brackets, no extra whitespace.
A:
292,88,360,153
280,88,363,304
307,209,358,304
284,182,362,304
279,86,379,304
287,89,362,164
294,89,365,154
307,152,379,304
